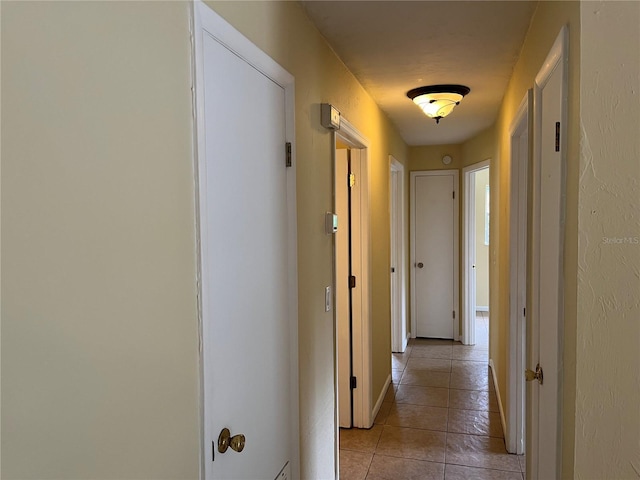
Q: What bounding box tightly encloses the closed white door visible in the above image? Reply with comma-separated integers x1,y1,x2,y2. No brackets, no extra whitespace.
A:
411,171,458,339
195,5,296,480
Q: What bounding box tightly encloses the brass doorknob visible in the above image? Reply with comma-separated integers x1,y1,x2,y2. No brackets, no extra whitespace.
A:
525,363,543,384
218,428,246,453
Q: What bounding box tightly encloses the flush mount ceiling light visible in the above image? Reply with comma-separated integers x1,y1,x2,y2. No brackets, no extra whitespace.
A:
407,84,471,124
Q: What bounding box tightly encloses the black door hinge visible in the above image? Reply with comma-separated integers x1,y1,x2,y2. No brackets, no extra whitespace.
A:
349,275,356,288
453,191,455,199
555,122,560,152
286,142,292,167
351,376,357,389
523,307,526,317
212,441,215,462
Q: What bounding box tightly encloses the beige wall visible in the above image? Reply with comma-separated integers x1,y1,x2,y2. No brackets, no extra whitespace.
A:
576,1,640,477
2,1,408,478
490,2,580,475
474,168,489,309
1,2,200,477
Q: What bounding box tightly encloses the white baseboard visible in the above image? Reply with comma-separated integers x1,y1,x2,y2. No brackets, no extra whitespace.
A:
489,359,507,440
371,374,391,426
476,306,489,312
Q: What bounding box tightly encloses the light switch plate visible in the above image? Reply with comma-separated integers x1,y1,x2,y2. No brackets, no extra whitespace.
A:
325,212,338,234
325,286,332,312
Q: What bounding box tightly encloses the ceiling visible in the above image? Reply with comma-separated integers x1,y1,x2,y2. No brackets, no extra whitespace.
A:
301,1,538,145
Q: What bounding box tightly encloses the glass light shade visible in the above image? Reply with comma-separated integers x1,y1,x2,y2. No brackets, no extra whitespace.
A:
411,92,464,119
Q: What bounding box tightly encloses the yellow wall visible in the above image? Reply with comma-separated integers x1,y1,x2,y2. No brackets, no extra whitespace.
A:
462,126,495,169
1,1,408,478
576,1,640,477
489,2,580,476
2,2,200,477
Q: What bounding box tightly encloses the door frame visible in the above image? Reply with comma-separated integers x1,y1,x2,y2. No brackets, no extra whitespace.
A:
527,25,568,479
332,117,373,430
192,3,299,478
390,156,408,352
410,169,460,340
462,160,490,346
507,91,531,455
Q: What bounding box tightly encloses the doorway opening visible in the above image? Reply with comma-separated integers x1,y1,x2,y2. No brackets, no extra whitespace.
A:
332,116,373,448
390,156,408,353
462,161,490,347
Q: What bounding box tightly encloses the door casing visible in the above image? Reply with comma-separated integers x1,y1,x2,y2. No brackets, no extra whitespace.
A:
390,157,408,352
507,91,531,455
527,25,568,480
332,117,373,442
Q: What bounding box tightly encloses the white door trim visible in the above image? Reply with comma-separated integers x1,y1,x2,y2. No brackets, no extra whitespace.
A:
507,91,531,455
528,25,568,480
192,3,299,478
333,117,373,430
390,157,408,352
410,169,460,341
462,160,490,346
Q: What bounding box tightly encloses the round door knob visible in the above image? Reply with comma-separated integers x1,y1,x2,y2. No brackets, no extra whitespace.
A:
416,262,424,268
218,428,246,454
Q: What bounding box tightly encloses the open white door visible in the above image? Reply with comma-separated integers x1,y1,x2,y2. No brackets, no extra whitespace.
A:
335,148,352,428
331,117,373,431
528,26,568,480
194,4,298,479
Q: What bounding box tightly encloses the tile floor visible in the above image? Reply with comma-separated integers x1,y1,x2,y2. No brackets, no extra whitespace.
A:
339,312,526,479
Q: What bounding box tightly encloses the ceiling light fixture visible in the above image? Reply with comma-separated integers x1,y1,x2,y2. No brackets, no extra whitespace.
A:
407,84,470,124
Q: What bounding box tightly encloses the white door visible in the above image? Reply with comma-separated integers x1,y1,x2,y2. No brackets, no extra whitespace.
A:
390,161,407,353
194,5,297,479
529,27,567,480
507,92,530,456
335,148,352,428
411,171,459,339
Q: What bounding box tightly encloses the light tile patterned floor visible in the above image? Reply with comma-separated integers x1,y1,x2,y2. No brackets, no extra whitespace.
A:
339,312,525,480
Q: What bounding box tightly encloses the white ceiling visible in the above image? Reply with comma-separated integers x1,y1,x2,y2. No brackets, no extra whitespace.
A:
301,1,538,145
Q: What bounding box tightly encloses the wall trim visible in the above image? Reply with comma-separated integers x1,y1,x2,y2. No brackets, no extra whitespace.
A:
371,374,392,424
489,359,508,442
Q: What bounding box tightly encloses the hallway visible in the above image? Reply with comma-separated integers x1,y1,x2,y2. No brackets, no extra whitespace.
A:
339,313,525,479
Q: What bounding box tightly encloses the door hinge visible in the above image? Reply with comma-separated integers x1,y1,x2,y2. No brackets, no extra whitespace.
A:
349,275,356,289
348,172,355,188
453,191,455,199
391,267,395,273
212,440,215,462
285,142,292,167
555,122,560,152
350,376,357,389
523,307,526,316
453,310,456,319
